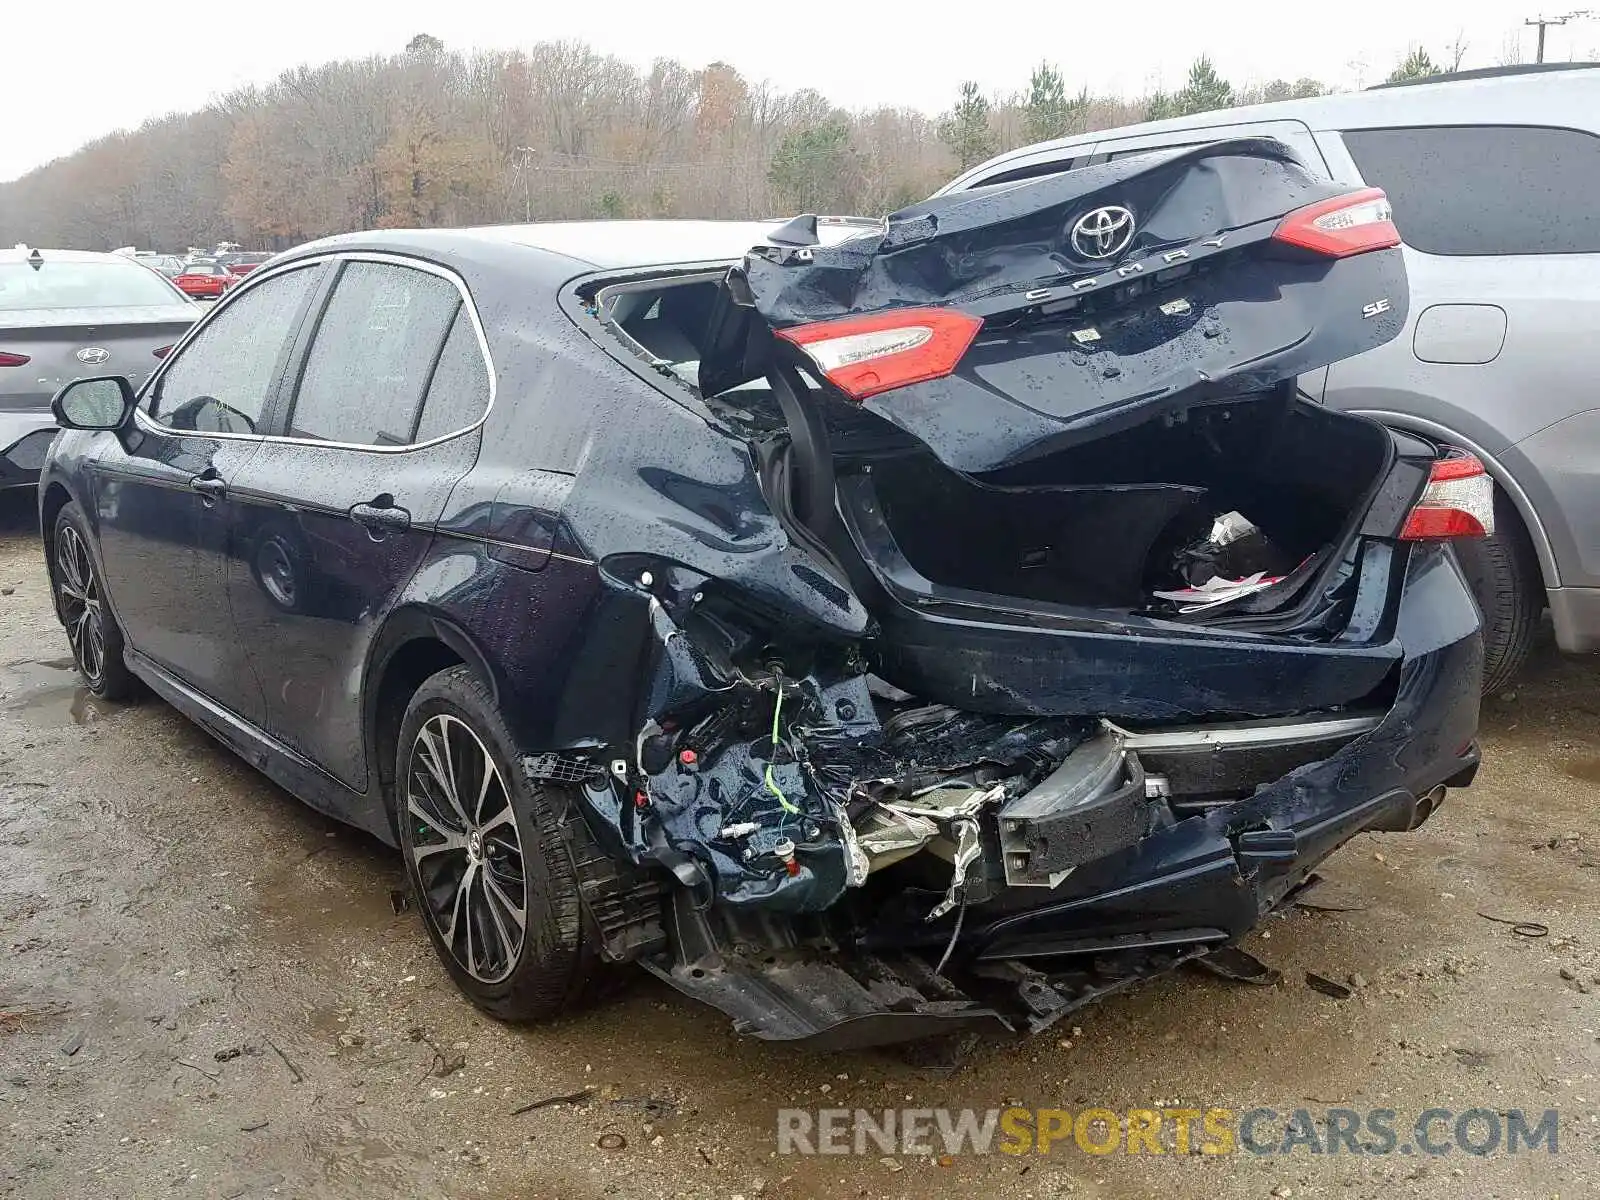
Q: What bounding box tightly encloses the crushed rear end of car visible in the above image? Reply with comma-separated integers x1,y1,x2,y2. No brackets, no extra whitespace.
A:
557,139,1488,1047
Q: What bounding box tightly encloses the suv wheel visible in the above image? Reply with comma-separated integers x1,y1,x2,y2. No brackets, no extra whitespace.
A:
1452,492,1540,695
396,665,598,1020
52,502,136,700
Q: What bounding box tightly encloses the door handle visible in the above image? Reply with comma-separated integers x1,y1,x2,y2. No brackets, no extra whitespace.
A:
189,474,227,502
348,497,412,535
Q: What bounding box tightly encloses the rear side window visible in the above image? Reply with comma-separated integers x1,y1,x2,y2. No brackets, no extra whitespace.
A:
965,156,1091,189
287,261,463,446
413,309,491,443
1343,125,1600,255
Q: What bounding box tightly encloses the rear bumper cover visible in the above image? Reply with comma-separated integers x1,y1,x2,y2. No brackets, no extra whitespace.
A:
653,544,1481,1046
913,542,1481,959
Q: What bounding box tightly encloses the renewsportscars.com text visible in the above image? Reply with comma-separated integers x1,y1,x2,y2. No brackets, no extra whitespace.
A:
776,1106,1561,1158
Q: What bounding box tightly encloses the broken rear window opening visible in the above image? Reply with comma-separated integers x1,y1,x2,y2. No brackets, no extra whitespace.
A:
559,137,1487,1048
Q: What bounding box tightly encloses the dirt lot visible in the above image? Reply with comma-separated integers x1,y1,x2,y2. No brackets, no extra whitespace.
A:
1,488,1596,1200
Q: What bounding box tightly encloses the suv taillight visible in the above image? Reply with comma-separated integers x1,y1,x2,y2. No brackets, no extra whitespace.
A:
1401,454,1495,540
774,308,983,401
0,351,29,367
1272,187,1401,258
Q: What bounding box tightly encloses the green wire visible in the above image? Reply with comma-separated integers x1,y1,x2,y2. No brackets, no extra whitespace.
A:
764,684,800,815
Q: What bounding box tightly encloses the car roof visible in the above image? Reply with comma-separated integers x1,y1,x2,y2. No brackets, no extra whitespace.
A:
948,63,1600,190
0,248,147,265
286,218,878,272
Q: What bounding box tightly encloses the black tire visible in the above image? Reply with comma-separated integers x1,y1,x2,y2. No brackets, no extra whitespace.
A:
1452,492,1540,696
396,665,598,1021
51,501,137,701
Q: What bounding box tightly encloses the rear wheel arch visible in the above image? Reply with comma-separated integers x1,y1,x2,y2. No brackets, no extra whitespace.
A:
365,609,503,832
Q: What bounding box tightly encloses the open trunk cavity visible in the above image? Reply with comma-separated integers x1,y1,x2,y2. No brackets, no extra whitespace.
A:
852,386,1392,617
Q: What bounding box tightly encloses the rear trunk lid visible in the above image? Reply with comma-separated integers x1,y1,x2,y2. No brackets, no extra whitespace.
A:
725,138,1408,473
0,304,197,410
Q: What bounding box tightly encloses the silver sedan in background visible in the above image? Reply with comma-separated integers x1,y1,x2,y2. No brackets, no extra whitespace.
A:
1,247,198,487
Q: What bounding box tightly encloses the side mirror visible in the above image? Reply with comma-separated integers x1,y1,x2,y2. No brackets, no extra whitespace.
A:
52,375,136,431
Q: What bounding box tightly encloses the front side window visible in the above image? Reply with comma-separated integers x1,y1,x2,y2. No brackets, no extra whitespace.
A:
1343,124,1600,255
146,265,319,434
285,261,463,447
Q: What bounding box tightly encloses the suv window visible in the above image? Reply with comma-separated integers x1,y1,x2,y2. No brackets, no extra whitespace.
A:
286,261,462,446
413,309,491,443
146,265,319,434
1343,124,1600,255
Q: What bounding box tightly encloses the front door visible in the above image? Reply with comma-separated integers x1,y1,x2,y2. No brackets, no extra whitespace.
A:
90,262,326,722
228,257,492,790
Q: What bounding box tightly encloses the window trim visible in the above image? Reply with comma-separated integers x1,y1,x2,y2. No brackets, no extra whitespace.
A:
133,250,496,452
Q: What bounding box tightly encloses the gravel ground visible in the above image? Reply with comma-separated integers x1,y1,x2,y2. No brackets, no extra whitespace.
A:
1,488,1596,1200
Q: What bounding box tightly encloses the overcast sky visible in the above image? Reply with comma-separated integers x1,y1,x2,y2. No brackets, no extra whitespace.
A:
4,0,1591,181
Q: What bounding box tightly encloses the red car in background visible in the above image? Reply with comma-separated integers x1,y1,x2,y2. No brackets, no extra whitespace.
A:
171,261,234,299
222,252,273,277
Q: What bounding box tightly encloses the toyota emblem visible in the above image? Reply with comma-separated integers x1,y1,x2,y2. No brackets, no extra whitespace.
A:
75,346,110,365
1071,206,1136,260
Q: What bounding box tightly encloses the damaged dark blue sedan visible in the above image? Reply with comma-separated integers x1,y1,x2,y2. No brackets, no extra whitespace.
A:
39,138,1487,1047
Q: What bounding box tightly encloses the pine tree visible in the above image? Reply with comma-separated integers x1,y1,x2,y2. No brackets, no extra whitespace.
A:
939,82,996,170
1146,91,1177,122
1387,46,1440,84
1023,62,1071,144
769,118,859,213
1173,56,1233,116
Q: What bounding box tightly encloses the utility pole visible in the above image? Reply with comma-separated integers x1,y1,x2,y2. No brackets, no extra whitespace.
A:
513,146,537,223
1525,11,1592,62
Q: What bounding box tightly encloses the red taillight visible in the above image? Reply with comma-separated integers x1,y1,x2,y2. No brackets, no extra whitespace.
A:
774,307,982,401
1401,453,1496,541
153,344,174,359
1272,187,1401,258
0,351,29,367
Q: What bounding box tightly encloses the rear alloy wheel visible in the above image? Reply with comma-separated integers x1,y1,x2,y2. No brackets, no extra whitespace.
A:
406,713,527,984
52,503,135,700
397,666,598,1019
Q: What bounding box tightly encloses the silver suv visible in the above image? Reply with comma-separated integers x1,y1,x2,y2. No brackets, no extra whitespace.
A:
941,63,1600,692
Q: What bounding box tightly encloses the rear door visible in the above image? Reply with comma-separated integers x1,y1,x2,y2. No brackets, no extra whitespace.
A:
1326,122,1600,586
89,262,325,720
227,255,492,791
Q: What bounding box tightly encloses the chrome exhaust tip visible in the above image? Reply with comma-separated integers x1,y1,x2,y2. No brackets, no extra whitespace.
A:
1411,783,1448,829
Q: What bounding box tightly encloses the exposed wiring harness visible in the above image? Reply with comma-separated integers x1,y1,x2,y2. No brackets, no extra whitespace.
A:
935,904,966,976
765,685,801,817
